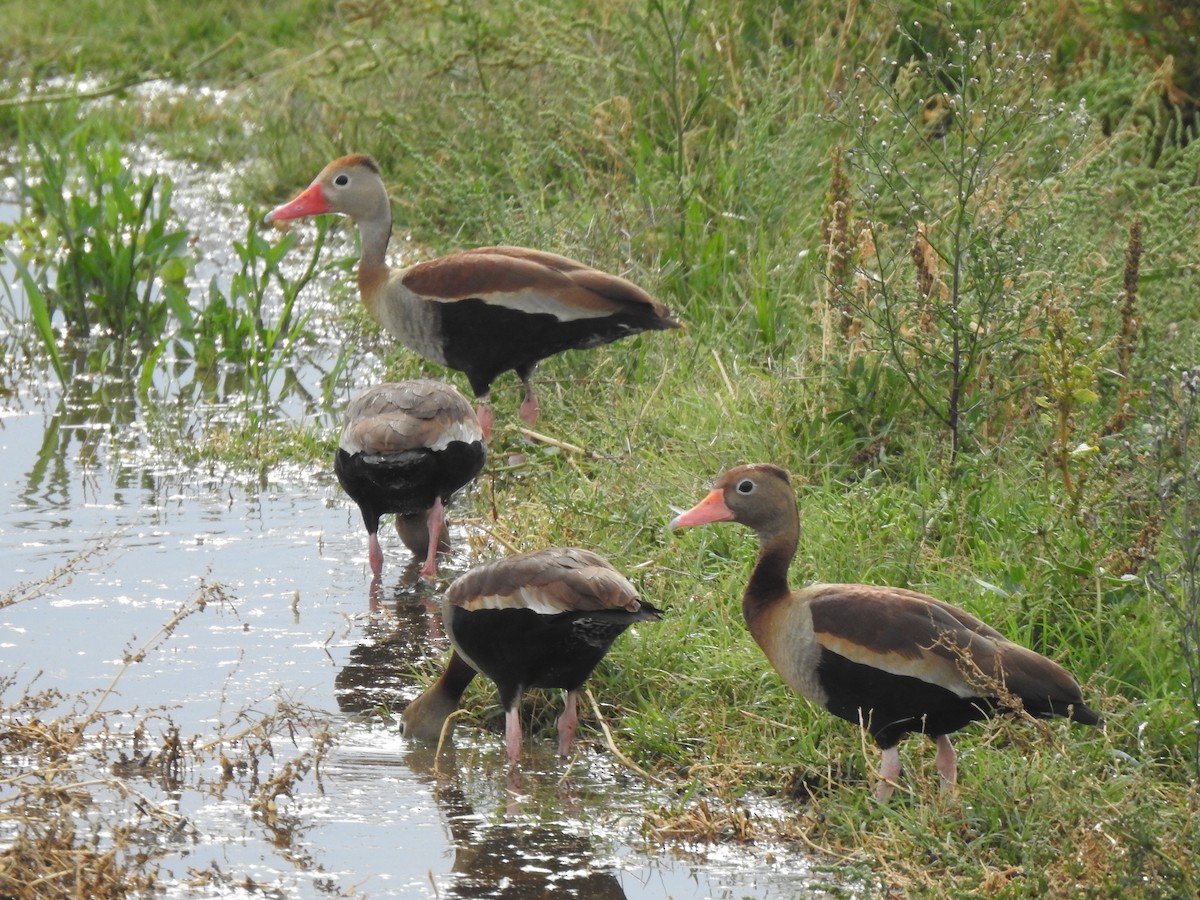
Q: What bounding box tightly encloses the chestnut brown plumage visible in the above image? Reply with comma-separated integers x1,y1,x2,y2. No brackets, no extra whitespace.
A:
335,380,485,579
402,547,662,763
267,155,681,436
671,463,1100,799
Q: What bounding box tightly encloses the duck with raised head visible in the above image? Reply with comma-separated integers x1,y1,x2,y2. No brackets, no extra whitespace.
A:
267,155,681,436
402,547,662,763
335,379,486,579
671,464,1101,800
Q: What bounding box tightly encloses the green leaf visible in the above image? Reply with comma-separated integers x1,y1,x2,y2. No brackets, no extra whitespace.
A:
3,250,67,386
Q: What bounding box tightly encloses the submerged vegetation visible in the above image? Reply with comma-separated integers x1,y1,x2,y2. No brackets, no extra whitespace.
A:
0,575,338,898
3,0,1200,895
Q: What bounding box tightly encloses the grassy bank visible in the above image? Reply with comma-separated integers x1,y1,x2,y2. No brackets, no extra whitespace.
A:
4,0,1200,894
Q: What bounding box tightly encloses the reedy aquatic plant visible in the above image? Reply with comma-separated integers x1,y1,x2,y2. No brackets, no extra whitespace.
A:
8,127,191,359
1,113,345,412
185,217,333,410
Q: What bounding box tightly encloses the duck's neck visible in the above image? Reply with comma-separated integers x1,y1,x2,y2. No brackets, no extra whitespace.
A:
742,529,797,625
437,650,478,704
355,196,394,310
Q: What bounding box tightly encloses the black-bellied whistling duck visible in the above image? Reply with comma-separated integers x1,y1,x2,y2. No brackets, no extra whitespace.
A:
670,464,1101,800
266,155,681,436
335,379,486,579
402,547,662,763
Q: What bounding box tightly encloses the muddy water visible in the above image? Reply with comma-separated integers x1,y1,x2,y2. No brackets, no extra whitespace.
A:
0,157,844,897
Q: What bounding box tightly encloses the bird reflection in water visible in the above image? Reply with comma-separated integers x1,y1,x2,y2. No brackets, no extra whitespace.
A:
405,744,628,899
334,583,449,716
365,518,478,615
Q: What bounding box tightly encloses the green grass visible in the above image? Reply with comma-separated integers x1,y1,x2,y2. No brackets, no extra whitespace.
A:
4,0,1200,894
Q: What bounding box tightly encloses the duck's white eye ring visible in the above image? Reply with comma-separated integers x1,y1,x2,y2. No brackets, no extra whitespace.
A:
736,479,755,494
334,173,350,186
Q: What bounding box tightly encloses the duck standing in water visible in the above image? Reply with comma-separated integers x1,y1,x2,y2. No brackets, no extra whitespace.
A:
335,379,485,579
402,547,662,763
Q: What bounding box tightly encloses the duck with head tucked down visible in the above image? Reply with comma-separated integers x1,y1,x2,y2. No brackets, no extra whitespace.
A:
402,547,662,763
335,379,485,580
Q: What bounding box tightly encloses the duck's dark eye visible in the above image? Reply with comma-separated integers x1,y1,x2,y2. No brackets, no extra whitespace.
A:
736,479,755,494
334,173,350,186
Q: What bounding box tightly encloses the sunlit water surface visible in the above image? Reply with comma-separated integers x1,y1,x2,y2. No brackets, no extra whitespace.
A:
0,150,850,898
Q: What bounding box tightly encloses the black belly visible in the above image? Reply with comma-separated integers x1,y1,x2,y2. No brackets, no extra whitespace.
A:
817,648,996,749
447,606,643,710
334,440,486,534
436,300,665,396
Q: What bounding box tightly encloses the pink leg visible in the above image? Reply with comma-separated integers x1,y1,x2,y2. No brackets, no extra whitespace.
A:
505,706,524,765
419,497,444,579
518,380,538,426
556,690,579,758
475,402,494,440
934,734,957,791
875,746,901,801
368,532,384,578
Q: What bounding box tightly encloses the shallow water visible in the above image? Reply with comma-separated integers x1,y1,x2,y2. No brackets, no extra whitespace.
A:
0,153,847,897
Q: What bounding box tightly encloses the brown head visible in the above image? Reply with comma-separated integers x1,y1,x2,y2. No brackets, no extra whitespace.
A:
394,512,451,558
266,154,389,224
671,464,797,543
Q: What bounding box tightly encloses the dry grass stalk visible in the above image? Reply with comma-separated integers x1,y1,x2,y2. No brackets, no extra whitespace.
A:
819,147,856,354
928,628,1054,741
1101,513,1161,578
643,795,755,844
911,222,942,335
0,533,121,612
583,687,667,785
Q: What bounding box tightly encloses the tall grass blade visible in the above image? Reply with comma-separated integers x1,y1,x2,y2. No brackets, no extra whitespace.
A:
3,249,67,386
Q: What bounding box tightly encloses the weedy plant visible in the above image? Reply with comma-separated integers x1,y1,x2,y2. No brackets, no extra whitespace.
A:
828,11,1094,463
1035,296,1107,510
1146,366,1200,778
623,0,714,292
2,113,346,416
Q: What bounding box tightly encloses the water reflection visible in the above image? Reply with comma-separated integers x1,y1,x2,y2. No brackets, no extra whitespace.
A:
365,552,429,611
8,340,352,504
334,586,447,715
19,352,139,509
405,744,629,899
